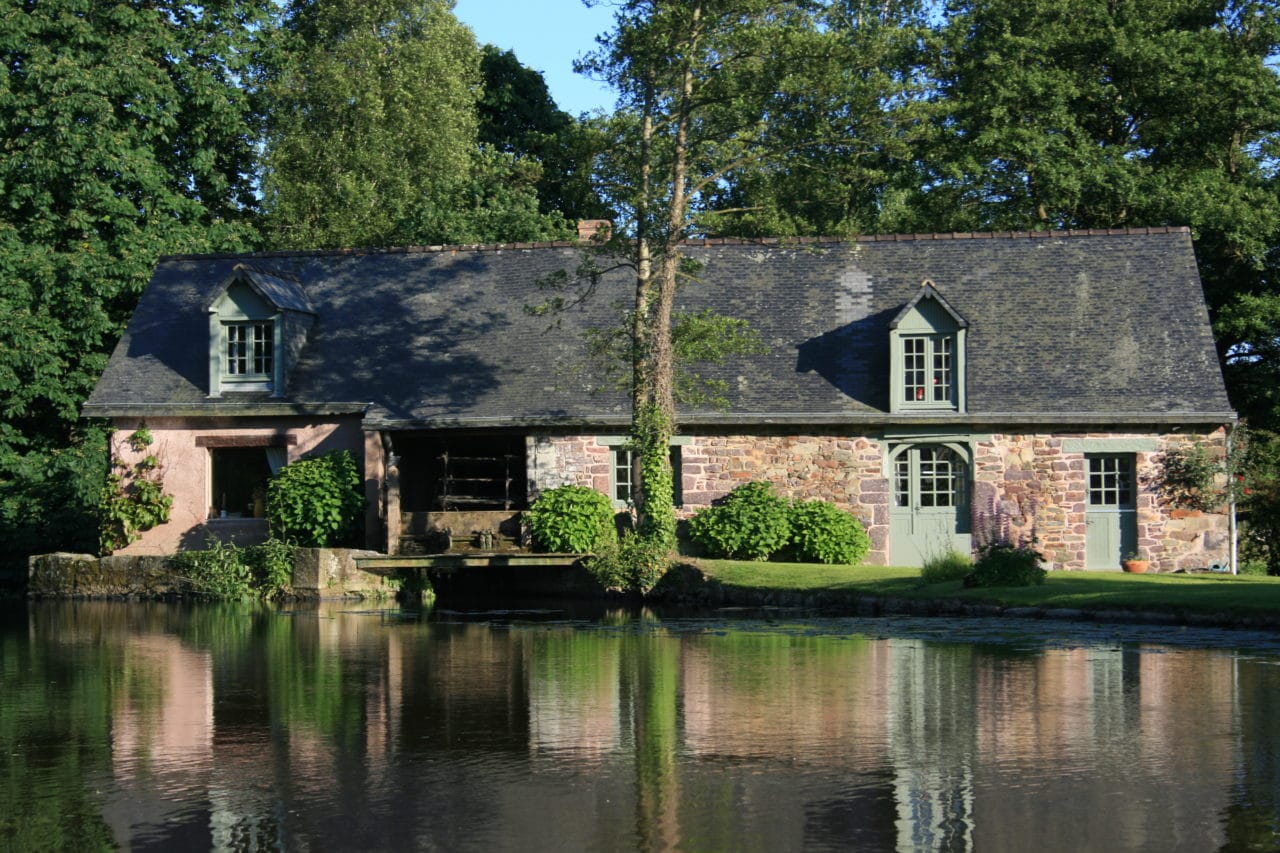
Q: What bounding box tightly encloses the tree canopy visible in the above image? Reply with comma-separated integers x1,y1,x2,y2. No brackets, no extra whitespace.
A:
0,0,272,559
260,0,570,248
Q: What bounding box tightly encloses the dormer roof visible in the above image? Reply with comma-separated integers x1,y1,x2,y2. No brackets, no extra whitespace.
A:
889,281,968,330
207,264,315,315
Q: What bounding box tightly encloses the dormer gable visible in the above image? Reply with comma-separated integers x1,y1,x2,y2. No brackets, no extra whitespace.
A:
889,280,968,413
207,265,315,398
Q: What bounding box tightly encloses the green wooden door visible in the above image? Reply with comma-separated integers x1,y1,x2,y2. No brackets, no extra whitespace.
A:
1085,455,1137,569
889,445,972,567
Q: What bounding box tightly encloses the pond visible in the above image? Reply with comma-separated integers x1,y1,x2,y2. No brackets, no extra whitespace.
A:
3,600,1280,852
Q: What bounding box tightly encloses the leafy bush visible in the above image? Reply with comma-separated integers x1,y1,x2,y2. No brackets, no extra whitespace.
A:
526,485,616,552
267,450,365,547
586,530,672,594
967,541,1046,587
170,539,255,600
243,538,296,597
688,481,792,560
921,549,973,584
1158,442,1222,512
788,500,871,564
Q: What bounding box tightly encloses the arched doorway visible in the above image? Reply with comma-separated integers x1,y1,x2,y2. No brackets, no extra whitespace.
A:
888,443,972,567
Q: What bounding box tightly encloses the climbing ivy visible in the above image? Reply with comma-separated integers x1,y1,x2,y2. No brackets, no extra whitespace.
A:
99,427,172,554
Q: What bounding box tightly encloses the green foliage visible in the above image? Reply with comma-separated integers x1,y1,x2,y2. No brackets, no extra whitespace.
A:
477,45,608,222
1240,430,1280,576
1159,442,1223,513
243,538,297,598
633,405,677,548
968,541,1047,588
170,538,298,600
0,427,107,561
788,500,871,565
921,549,975,585
262,0,568,248
526,485,617,553
170,539,256,601
266,451,365,548
99,428,173,555
0,0,268,560
688,481,793,561
586,530,673,594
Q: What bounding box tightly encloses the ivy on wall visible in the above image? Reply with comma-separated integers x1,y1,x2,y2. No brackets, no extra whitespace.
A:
99,427,173,554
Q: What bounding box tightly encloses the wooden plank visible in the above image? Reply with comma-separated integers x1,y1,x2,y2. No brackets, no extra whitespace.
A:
355,553,581,574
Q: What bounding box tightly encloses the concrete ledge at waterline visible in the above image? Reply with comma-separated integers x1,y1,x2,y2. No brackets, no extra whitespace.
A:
28,548,396,600
29,552,178,598
292,548,391,599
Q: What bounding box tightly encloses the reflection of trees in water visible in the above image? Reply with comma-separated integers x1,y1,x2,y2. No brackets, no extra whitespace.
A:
1220,659,1280,851
9,604,1280,851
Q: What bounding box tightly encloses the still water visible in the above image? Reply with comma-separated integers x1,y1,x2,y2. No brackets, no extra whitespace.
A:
4,601,1280,852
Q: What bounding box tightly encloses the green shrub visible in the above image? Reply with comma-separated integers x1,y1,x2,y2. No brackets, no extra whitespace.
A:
921,548,973,584
526,485,616,552
267,450,365,547
968,540,1046,587
688,481,792,560
243,538,296,597
788,500,871,564
170,539,255,600
586,529,672,594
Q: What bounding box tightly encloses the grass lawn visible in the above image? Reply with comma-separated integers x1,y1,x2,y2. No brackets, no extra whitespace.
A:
692,559,1280,618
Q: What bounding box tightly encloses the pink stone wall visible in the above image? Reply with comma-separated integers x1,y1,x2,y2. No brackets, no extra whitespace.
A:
109,416,368,556
529,428,1231,572
971,429,1229,572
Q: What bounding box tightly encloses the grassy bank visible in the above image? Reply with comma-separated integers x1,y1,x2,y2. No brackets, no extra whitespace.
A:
692,559,1280,620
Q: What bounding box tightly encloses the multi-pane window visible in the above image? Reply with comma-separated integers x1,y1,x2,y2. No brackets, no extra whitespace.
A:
1088,455,1133,507
902,334,953,405
611,446,683,507
894,445,967,508
225,322,273,377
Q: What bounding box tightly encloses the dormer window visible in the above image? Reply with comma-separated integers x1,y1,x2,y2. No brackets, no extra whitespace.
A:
206,264,314,398
225,321,274,378
890,281,967,413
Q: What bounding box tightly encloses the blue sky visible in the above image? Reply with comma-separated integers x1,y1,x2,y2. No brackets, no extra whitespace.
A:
453,0,619,116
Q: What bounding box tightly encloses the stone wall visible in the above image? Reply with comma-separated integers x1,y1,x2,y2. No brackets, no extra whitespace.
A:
528,427,1231,572
29,548,393,599
971,429,1229,572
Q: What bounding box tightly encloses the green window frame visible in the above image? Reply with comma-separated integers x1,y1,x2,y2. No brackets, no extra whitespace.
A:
902,334,954,405
223,321,274,379
893,444,968,508
1088,455,1134,508
609,445,683,508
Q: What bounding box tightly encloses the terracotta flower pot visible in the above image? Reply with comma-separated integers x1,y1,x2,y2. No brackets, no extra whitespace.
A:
1122,559,1149,574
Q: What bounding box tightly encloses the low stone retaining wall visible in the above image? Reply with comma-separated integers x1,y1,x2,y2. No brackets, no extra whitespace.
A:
28,548,396,600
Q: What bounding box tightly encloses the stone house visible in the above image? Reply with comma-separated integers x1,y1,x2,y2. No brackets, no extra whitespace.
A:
83,227,1235,571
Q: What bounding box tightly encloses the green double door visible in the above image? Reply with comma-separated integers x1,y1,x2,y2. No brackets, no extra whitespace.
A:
889,444,972,567
1085,454,1137,569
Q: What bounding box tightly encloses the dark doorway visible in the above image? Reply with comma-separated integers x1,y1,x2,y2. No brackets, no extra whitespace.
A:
397,433,528,512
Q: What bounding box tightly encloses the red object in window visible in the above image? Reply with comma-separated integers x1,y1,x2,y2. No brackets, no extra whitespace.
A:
916,388,924,400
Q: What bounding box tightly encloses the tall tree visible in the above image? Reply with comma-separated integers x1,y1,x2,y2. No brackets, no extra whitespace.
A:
698,0,937,238
579,0,829,544
478,45,610,222
916,0,1280,427
262,0,569,249
0,0,272,561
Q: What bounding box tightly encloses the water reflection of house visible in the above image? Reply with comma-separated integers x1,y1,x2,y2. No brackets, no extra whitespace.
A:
106,634,215,849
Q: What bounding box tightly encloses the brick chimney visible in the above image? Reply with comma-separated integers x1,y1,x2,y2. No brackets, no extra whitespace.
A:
576,219,612,241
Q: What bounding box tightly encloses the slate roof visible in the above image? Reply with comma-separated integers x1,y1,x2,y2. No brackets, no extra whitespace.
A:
83,227,1234,428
